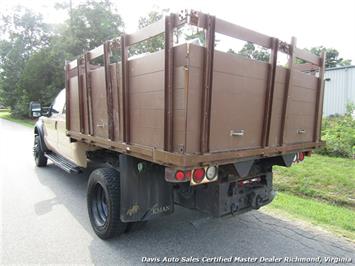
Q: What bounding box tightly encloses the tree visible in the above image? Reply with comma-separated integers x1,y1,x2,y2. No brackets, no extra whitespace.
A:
14,47,65,116
233,42,270,62
0,1,125,117
56,0,124,56
0,7,50,111
307,46,351,68
185,30,205,45
131,10,167,55
132,9,215,55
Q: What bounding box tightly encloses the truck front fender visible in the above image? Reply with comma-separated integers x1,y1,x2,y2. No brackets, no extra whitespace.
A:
34,119,49,152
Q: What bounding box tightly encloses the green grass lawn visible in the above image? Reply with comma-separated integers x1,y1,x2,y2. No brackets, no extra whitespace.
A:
265,192,355,240
268,154,355,240
0,111,35,128
273,154,355,208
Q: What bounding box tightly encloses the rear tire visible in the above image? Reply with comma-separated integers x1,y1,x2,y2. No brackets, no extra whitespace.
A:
33,135,47,167
87,168,127,239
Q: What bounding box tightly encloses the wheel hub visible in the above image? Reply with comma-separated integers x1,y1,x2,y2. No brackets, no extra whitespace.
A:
91,184,109,227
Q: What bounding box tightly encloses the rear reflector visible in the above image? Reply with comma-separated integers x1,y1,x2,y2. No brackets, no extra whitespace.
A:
298,152,305,161
206,166,217,180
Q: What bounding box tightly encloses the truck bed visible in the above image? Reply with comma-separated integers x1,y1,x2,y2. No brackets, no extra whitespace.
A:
65,11,325,167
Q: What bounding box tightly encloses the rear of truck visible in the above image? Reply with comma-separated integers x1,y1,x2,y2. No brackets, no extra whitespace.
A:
40,10,325,239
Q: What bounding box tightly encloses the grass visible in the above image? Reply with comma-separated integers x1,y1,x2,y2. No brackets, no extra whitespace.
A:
270,154,355,240
273,154,355,208
265,192,355,240
0,111,35,128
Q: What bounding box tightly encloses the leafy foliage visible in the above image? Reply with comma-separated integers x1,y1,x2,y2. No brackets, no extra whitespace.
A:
130,10,165,55
308,46,352,68
235,42,270,62
317,103,355,158
56,0,124,56
229,43,351,68
131,9,210,55
0,7,50,111
185,30,205,45
0,1,124,116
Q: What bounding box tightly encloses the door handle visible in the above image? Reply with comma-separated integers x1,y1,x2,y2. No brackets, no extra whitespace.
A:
230,129,245,137
297,129,305,134
55,121,58,130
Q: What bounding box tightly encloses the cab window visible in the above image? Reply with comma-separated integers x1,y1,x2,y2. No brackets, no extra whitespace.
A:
51,89,66,114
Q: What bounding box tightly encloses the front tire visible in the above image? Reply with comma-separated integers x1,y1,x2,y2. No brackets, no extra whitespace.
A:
33,135,47,167
87,168,127,239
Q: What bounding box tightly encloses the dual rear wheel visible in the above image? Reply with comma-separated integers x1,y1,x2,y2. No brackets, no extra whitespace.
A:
87,168,127,239
87,168,146,239
33,134,140,239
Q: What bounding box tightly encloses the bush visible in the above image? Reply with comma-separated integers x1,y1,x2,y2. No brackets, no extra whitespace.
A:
317,103,355,158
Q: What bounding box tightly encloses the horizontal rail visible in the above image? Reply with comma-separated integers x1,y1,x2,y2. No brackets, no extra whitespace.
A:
68,39,121,70
88,45,104,60
294,47,320,66
215,18,272,49
294,63,319,72
66,10,322,69
68,59,78,70
126,19,165,46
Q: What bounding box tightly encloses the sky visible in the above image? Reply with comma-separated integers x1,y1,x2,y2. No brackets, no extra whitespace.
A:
1,0,355,62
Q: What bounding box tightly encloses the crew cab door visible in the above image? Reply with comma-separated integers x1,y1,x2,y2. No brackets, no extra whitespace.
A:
56,89,91,167
42,89,66,152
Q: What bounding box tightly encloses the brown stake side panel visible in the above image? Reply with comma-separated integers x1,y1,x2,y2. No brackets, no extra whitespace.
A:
111,64,121,142
67,44,321,166
209,50,269,152
68,76,80,133
90,67,109,139
65,11,325,168
81,70,89,135
127,45,188,151
284,70,318,144
68,45,190,151
268,66,287,146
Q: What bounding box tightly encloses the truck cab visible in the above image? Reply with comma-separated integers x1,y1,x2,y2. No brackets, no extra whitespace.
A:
33,89,94,170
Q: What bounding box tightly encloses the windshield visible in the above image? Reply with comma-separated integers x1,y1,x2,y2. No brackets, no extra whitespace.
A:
52,89,66,114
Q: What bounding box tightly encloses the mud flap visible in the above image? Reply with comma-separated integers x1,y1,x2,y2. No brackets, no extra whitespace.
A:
119,154,174,222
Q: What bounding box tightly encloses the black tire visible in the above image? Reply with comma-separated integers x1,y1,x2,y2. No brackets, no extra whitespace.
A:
33,135,47,167
87,168,127,239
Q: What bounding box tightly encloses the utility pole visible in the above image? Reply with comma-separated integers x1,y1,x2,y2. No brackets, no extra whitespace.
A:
69,0,73,33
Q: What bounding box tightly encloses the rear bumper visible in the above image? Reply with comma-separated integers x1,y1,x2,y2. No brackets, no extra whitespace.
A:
175,172,274,217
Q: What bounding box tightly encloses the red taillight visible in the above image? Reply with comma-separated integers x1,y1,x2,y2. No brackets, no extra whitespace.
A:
185,170,192,179
193,168,205,183
175,170,185,181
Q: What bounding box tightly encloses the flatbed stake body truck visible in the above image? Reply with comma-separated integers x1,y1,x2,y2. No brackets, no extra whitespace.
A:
30,10,326,239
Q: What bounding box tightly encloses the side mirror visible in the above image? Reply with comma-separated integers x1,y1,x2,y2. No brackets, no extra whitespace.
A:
29,101,42,118
42,106,52,117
